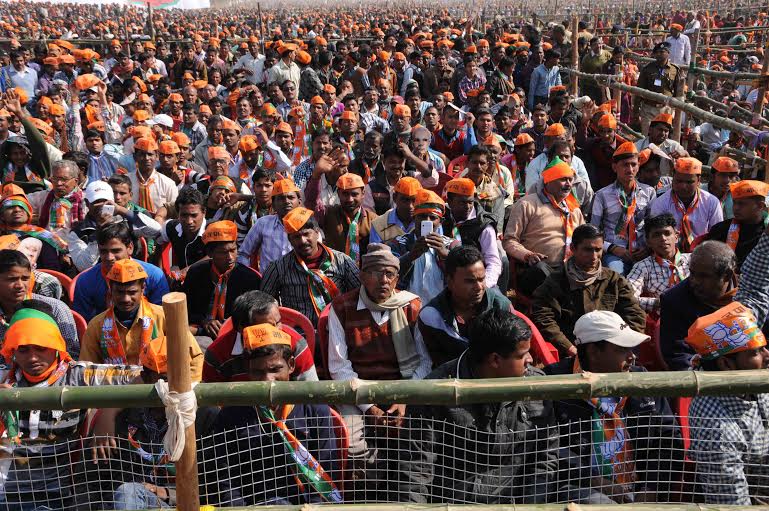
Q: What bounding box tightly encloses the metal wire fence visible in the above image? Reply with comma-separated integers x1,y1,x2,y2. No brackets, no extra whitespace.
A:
0,398,767,509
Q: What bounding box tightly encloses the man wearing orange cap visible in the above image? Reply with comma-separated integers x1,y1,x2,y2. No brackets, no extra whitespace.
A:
650,157,723,252
704,180,769,269
261,207,360,326
370,176,420,244
579,113,628,189
505,157,586,295
523,122,591,193
238,177,301,273
208,322,339,505
182,221,261,344
634,113,686,162
590,142,657,275
665,22,691,68
268,44,301,91
306,167,376,266
702,156,740,220
683,299,769,505
127,136,178,215
80,258,203,379
0,304,142,510
503,132,536,200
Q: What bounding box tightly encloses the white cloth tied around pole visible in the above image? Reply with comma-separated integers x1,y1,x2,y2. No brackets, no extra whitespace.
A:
154,379,198,462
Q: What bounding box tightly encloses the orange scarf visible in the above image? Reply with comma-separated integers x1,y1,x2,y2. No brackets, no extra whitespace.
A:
672,190,699,252
725,220,740,251
654,252,685,287
615,181,638,250
137,172,156,213
100,297,157,365
211,263,235,321
545,190,581,261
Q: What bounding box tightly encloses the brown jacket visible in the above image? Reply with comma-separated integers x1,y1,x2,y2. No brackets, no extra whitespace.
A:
530,267,646,356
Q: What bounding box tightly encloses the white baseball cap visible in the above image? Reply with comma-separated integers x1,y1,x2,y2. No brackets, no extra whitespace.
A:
148,114,173,128
573,311,649,348
85,180,114,204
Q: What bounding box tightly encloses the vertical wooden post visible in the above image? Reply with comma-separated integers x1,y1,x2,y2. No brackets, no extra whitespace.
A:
163,292,199,511
258,2,266,55
570,16,580,96
673,28,700,143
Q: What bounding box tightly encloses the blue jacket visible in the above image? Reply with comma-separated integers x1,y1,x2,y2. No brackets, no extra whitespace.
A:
73,260,169,322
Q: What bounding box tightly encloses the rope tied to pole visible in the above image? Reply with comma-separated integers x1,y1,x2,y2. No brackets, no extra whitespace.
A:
155,379,197,462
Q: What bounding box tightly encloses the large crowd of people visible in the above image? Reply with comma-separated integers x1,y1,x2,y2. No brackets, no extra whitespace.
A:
0,0,769,509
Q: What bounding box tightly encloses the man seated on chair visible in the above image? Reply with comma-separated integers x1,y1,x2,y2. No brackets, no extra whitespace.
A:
399,308,559,504
67,180,161,272
0,249,79,362
544,310,684,504
106,338,220,511
416,245,514,367
531,223,646,358
504,156,586,296
327,242,431,500
79,258,203,381
703,180,769,271
237,178,302,274
660,240,740,370
260,207,360,326
0,303,143,511
182,220,261,350
203,290,318,382
73,222,169,322
208,323,341,506
369,176,421,244
626,213,691,315
305,170,377,267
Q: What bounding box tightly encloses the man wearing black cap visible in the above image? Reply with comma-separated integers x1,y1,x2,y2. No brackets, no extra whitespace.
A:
633,42,682,133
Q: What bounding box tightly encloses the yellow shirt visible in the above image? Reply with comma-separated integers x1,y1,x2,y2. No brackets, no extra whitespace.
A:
79,302,203,382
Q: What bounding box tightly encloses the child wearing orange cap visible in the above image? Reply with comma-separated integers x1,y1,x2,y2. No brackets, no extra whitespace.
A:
704,180,769,269
79,258,203,379
182,221,261,344
590,142,657,275
209,323,341,505
0,304,142,510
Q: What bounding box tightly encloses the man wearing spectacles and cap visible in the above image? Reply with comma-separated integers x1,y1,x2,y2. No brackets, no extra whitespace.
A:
544,310,683,504
327,242,430,499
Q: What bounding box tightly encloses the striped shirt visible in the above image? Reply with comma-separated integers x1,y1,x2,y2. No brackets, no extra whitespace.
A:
260,246,361,325
237,214,292,274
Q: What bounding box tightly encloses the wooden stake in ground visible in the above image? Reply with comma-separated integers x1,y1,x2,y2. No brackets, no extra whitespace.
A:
673,29,699,142
751,40,769,182
162,292,199,511
570,15,579,96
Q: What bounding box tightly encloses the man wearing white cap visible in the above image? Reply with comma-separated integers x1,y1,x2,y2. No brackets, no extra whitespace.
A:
543,310,684,504
67,181,161,271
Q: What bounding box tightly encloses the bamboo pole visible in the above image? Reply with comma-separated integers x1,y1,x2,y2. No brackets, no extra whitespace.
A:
570,15,579,96
162,292,199,511
217,505,769,511
564,69,755,134
3,370,769,411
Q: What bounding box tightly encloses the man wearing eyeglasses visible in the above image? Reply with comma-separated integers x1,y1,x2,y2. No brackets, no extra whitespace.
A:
28,159,86,236
327,242,432,500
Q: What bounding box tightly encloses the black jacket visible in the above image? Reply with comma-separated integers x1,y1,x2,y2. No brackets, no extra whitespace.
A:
398,355,559,504
181,260,262,327
543,359,684,499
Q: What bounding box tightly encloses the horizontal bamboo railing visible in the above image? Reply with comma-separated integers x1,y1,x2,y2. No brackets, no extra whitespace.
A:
2,369,769,411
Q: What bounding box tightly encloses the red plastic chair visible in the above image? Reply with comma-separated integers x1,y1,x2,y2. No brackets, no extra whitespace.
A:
38,269,73,301
638,315,669,372
329,407,349,497
673,396,692,451
279,307,315,360
513,309,559,366
137,237,149,262
69,271,82,305
71,310,87,341
316,304,332,380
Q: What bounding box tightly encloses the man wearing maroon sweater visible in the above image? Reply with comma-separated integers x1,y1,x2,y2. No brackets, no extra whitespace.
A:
203,290,318,382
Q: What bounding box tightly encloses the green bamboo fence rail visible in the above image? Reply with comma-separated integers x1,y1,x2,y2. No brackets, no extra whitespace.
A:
2,370,769,411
